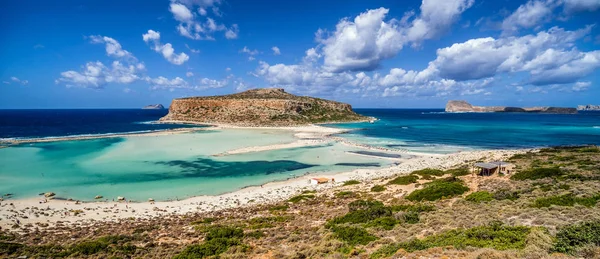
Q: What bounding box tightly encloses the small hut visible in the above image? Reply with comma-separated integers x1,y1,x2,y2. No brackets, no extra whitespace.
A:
474,161,514,176
310,177,329,185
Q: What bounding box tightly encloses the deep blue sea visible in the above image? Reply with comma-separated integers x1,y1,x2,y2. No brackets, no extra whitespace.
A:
1,109,599,148
0,109,196,139
329,109,600,150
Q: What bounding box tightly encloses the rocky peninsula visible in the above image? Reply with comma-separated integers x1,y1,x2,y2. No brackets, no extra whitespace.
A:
142,104,165,109
578,104,600,111
446,100,577,114
160,88,368,126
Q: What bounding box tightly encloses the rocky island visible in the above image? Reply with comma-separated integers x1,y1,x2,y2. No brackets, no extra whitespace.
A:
160,88,368,126
578,105,600,111
446,100,577,114
142,104,165,109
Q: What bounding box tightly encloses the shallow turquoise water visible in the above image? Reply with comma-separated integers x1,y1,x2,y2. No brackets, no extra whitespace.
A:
0,129,392,201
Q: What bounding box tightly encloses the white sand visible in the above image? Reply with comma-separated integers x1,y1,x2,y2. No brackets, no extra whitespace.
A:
0,123,530,231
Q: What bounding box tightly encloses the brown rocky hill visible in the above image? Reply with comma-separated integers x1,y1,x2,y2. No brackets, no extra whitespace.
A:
160,88,368,126
445,100,577,114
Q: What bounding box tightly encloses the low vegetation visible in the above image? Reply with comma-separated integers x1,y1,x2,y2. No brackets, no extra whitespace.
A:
532,193,600,208
287,194,315,203
371,222,532,258
465,191,494,203
370,185,386,192
410,168,445,180
4,145,600,258
553,221,600,255
510,167,563,180
387,175,419,185
174,226,245,259
406,178,469,201
343,180,360,186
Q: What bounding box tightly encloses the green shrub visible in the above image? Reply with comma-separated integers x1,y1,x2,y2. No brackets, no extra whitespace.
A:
411,168,445,179
369,222,530,258
576,146,600,153
553,221,600,254
175,226,245,259
390,203,436,213
406,180,469,201
70,240,108,255
465,191,494,203
192,217,216,225
366,217,398,230
402,211,420,224
205,226,244,240
288,194,314,203
248,216,291,229
245,231,265,239
343,180,360,186
69,235,133,256
0,234,15,241
173,238,241,259
330,226,377,245
446,167,470,177
510,153,533,160
335,191,356,198
387,175,419,185
268,205,289,211
493,189,520,201
348,200,384,211
371,185,386,192
0,242,24,255
329,200,392,225
558,184,571,190
510,167,562,181
532,194,600,208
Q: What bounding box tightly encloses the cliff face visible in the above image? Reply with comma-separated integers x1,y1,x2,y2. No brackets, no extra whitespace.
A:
446,100,577,114
160,88,368,126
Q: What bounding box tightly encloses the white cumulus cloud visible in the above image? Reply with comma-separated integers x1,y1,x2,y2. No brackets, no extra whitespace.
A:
142,30,190,65
272,46,281,55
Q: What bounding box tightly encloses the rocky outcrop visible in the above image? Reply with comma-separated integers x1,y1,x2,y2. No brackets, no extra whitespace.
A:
446,100,577,114
160,88,368,126
578,105,600,111
143,104,165,109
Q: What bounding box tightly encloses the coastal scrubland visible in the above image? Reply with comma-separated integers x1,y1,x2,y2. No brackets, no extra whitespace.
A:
2,146,600,258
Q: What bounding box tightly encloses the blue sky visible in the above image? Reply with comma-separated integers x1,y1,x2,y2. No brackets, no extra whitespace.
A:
1,0,599,108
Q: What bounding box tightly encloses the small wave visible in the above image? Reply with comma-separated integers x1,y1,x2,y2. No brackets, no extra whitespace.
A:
401,126,409,129
134,121,160,125
421,112,447,114
594,126,600,129
0,130,162,142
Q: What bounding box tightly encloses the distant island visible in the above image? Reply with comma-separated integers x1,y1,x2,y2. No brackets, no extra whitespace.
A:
578,105,600,111
160,88,368,126
142,104,165,109
446,100,577,114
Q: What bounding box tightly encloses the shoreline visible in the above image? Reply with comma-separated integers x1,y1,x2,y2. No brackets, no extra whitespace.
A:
1,120,530,231
0,146,529,231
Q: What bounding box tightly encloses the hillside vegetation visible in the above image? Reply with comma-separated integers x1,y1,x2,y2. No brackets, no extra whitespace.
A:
2,146,600,258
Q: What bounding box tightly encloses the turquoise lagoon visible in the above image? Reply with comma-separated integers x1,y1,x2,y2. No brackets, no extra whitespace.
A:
0,129,393,201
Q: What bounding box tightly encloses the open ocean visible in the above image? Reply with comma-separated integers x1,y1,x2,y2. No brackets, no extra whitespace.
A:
1,108,599,201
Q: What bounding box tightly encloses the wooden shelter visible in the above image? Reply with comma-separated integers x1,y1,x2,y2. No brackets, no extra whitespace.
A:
474,161,514,176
